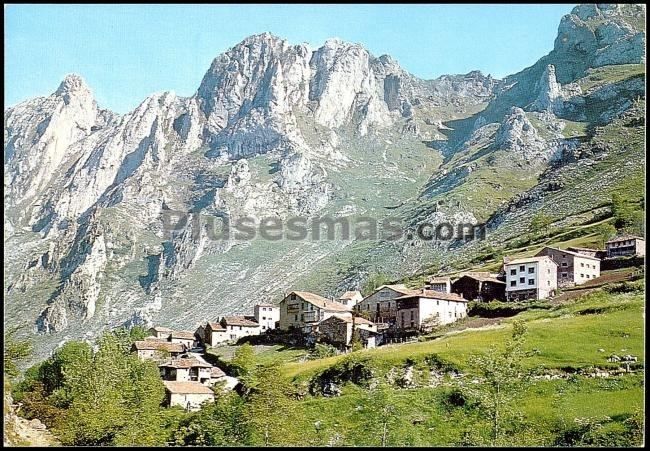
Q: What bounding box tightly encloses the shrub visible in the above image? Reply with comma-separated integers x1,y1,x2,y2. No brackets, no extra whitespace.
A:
309,355,374,395
468,300,551,318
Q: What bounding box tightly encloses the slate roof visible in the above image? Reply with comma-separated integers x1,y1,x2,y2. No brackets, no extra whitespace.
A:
606,235,645,244
454,273,506,284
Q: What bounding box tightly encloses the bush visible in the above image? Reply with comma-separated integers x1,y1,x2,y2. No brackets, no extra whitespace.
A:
309,355,375,396
467,300,551,318
603,279,644,294
308,343,338,360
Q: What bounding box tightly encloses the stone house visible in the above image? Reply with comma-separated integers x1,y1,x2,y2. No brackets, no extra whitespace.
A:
169,331,196,349
451,273,506,301
504,256,558,301
254,304,280,332
163,381,215,411
395,291,468,330
605,235,645,258
337,290,364,307
159,356,213,384
425,277,452,294
131,340,185,360
318,314,378,349
201,322,228,346
535,246,600,287
354,285,420,325
279,291,352,332
148,326,173,340
220,316,261,342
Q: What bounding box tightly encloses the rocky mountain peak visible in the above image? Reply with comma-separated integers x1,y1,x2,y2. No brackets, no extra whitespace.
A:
54,73,93,101
552,3,645,82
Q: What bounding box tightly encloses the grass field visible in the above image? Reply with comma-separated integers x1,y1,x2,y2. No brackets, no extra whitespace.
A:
250,285,645,446
282,289,643,380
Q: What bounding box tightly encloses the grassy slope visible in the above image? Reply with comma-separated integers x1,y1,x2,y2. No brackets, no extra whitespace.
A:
237,287,645,446
283,290,643,380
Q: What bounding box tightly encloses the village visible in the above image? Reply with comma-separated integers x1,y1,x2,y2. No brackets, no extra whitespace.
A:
130,236,645,411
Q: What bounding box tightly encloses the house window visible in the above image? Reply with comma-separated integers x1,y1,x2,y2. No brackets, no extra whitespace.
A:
519,277,525,284
561,262,568,267
561,272,568,278
580,262,584,267
510,281,516,287
528,279,535,285
547,280,550,286
510,269,516,276
239,326,242,331
436,300,439,306
377,303,380,312
580,274,584,278
290,294,296,301
528,267,535,274
519,265,525,272
294,314,298,321
262,326,266,330
410,311,414,320
300,314,304,321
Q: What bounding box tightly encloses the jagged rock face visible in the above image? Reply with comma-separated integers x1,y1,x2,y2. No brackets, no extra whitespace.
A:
530,65,583,116
553,3,645,82
4,75,106,208
494,107,565,163
3,4,646,360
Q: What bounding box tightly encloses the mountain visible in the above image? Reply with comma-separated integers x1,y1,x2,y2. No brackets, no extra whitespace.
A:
4,4,645,359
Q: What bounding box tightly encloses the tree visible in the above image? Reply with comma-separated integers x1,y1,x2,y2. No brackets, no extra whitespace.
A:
349,327,363,352
245,364,300,446
611,193,636,230
362,273,391,296
3,326,32,377
55,332,168,445
173,393,250,446
462,321,531,446
594,223,617,247
530,212,553,237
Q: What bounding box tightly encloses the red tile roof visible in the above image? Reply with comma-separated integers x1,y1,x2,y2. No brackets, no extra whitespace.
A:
163,381,214,394
290,291,352,312
396,290,467,303
132,341,185,352
221,316,259,327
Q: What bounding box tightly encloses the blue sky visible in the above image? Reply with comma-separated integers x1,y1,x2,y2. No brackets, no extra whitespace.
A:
5,4,576,114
